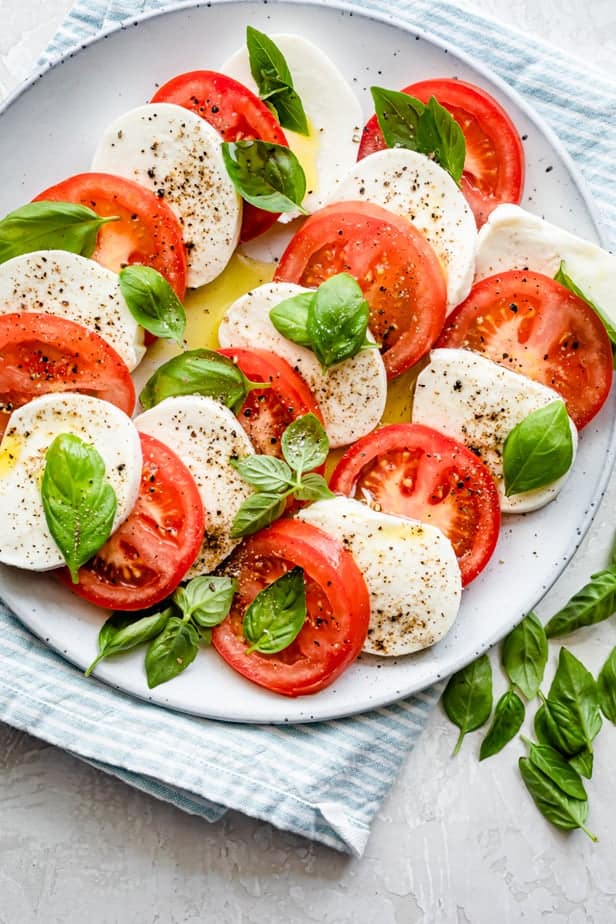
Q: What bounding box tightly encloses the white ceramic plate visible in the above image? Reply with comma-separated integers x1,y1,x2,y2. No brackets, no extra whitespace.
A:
0,0,614,723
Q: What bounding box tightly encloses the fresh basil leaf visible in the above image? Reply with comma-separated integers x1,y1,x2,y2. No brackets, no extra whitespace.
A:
139,349,260,411
415,96,466,185
534,704,550,746
518,757,596,840
269,291,315,347
479,689,525,761
526,741,587,800
544,569,616,638
597,645,616,724
242,567,306,654
503,400,573,497
196,626,213,645
442,654,492,756
546,648,602,752
145,616,199,688
173,575,237,629
230,492,288,539
501,611,548,699
294,473,335,503
119,264,185,346
281,413,329,476
246,26,309,135
41,433,117,583
221,140,307,214
0,201,118,264
533,705,594,779
231,455,294,493
555,261,616,353
85,606,173,676
569,747,594,780
307,273,372,369
538,695,584,757
370,86,425,149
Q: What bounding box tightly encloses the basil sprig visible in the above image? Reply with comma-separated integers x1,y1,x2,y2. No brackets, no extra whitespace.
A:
270,273,375,370
139,349,267,411
246,26,309,135
371,86,466,185
119,265,186,346
502,400,574,497
0,200,119,264
545,569,616,638
243,567,306,654
502,611,548,699
479,688,525,761
555,261,616,364
230,413,334,538
442,655,493,755
222,140,307,214
41,433,117,583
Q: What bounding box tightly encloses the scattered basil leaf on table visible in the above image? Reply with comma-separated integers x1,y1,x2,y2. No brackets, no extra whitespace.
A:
41,433,117,583
479,689,525,761
0,200,119,263
119,264,186,346
222,140,307,213
544,569,616,638
172,576,237,628
442,654,493,756
85,607,173,676
501,611,548,699
230,491,289,539
518,757,596,840
281,412,329,475
555,260,616,360
523,739,588,800
139,349,265,411
246,26,309,135
569,747,594,780
145,617,200,689
242,567,307,654
502,400,573,497
545,648,602,753
597,646,616,724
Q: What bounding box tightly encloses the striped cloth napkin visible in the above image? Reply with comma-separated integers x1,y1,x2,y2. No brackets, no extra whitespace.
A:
1,0,615,858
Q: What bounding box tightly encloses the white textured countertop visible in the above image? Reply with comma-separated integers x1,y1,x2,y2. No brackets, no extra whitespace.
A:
1,1,616,921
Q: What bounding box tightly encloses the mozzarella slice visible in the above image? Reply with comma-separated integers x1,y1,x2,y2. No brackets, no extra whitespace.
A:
476,203,616,327
333,148,477,311
0,393,142,571
412,348,578,513
91,103,242,288
0,250,144,370
223,34,362,219
217,282,387,448
134,395,254,575
297,497,461,656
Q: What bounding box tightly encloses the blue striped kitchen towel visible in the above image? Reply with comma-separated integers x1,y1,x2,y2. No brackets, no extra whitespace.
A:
0,0,615,857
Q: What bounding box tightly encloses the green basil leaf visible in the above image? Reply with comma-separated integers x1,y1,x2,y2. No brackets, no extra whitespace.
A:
555,261,616,352
597,645,616,724
371,85,425,149
119,264,186,346
610,531,616,569
246,26,309,135
0,201,118,264
546,648,602,752
307,273,372,369
41,433,117,583
221,140,307,214
144,616,199,688
415,96,466,185
85,606,173,676
501,611,548,699
173,575,237,628
518,757,596,840
533,705,594,778
544,569,616,638
442,654,492,756
229,492,288,539
479,689,525,761
231,455,294,493
281,413,330,476
139,349,258,412
294,473,335,503
569,747,594,780
269,291,315,347
527,741,587,800
538,696,584,757
196,626,213,645
242,566,306,654
502,400,573,497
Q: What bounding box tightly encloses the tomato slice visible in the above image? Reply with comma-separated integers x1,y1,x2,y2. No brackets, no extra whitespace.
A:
60,433,205,610
212,519,370,696
437,270,613,429
329,423,500,586
34,172,187,299
151,71,289,243
217,348,323,457
274,201,447,378
358,78,525,227
0,312,136,438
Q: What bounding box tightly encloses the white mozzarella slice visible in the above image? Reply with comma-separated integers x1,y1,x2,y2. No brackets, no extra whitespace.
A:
92,103,242,288
134,395,254,575
217,282,387,448
412,348,578,513
223,34,362,218
333,148,477,311
297,497,461,656
0,250,144,370
0,393,142,571
476,203,616,327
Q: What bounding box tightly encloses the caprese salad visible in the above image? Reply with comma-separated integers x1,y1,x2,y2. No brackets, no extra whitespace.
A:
0,26,614,698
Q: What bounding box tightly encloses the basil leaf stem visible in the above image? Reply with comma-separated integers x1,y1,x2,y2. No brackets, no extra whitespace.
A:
502,400,573,497
246,26,309,135
242,567,306,654
222,140,307,214
119,265,186,346
501,611,548,699
479,689,525,760
0,201,119,263
544,569,616,638
442,655,492,755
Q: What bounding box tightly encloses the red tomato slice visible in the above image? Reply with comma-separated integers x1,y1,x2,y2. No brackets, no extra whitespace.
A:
358,78,525,227
437,270,613,429
217,348,324,457
0,312,135,438
60,433,205,610
212,519,370,696
274,201,447,378
151,71,289,243
34,172,187,299
329,423,500,586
